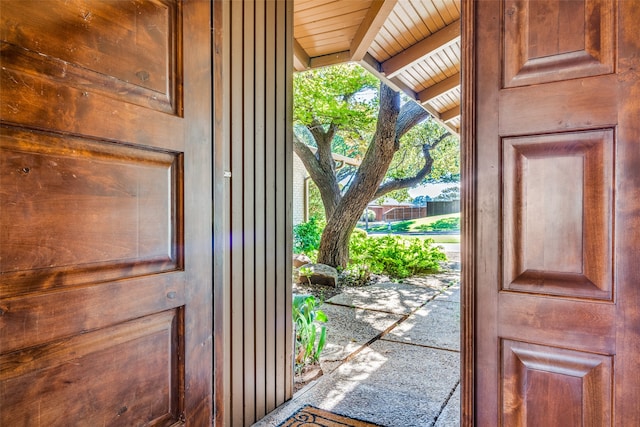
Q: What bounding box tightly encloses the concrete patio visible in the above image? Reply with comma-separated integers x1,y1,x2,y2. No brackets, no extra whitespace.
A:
254,266,461,427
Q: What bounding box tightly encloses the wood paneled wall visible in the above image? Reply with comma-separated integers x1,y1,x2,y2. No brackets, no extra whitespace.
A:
213,1,293,425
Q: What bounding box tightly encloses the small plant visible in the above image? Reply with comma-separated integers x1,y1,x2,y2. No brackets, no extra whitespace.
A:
293,216,325,257
293,294,328,372
299,266,313,285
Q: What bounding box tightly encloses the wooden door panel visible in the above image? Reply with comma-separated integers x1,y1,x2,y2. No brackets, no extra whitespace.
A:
0,126,181,295
0,0,181,113
474,1,639,425
0,1,211,424
499,293,616,355
1,309,182,427
502,129,614,300
502,340,612,426
503,0,615,87
1,275,185,354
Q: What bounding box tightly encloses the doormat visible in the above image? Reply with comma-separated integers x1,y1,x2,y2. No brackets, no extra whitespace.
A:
278,405,384,427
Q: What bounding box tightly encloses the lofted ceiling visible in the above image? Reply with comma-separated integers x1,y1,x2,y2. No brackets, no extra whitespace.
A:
293,0,461,135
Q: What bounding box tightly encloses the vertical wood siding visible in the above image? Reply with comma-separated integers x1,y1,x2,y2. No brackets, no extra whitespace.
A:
214,1,293,425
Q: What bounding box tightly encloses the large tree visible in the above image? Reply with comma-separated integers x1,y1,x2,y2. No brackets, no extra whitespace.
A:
294,64,454,267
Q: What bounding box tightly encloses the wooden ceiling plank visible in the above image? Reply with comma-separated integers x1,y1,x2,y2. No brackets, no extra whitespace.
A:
392,3,428,42
295,1,369,22
433,0,460,22
382,19,460,79
414,61,440,87
350,0,398,61
369,39,385,59
417,71,460,103
294,0,339,13
440,105,461,122
376,26,405,59
386,12,419,48
294,10,369,34
420,0,447,30
298,30,355,50
410,0,442,34
293,38,310,71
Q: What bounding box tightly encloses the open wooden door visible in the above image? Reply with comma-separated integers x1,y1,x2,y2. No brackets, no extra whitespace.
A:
0,1,212,425
468,1,640,425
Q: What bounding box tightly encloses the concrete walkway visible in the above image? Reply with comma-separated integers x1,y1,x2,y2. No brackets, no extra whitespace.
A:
254,267,461,427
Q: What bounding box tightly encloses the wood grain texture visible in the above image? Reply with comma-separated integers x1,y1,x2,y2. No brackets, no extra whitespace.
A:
1,0,182,114
0,0,212,425
475,0,639,425
614,2,640,423
1,310,182,427
503,0,615,87
180,1,213,424
1,126,180,295
460,1,475,424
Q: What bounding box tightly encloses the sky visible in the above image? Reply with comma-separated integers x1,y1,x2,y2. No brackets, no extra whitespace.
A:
408,183,459,198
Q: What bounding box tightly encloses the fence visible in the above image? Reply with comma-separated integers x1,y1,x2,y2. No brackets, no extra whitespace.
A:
382,206,426,221
382,200,460,221
426,200,460,217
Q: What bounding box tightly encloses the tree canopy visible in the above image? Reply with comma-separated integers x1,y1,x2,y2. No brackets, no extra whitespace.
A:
293,63,459,267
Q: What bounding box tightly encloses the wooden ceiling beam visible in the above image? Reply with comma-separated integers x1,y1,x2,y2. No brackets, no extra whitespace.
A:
418,72,461,104
349,0,398,61
293,38,310,71
382,19,461,78
440,105,461,122
308,50,351,69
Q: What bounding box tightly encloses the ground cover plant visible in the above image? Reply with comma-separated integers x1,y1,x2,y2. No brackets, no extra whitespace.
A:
348,231,446,279
294,218,449,282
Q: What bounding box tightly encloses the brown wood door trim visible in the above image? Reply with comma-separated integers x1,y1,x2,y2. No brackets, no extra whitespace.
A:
460,1,475,425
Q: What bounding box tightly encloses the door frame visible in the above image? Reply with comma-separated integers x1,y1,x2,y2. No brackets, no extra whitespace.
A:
460,1,475,425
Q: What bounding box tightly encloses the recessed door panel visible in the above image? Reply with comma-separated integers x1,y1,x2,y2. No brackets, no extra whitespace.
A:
502,340,612,426
503,0,615,87
0,0,182,113
1,310,182,427
502,129,614,300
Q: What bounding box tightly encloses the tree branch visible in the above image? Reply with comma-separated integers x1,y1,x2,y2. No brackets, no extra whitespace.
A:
374,131,451,199
293,134,322,175
396,101,431,143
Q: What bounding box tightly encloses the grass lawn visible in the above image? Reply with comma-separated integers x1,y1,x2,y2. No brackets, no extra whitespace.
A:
361,212,460,233
425,234,460,243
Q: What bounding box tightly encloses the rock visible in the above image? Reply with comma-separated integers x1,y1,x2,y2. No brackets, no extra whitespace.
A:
296,263,338,287
293,254,312,268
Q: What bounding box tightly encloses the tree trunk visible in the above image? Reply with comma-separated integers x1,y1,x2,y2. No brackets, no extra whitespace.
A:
313,83,432,268
317,84,401,267
316,207,360,268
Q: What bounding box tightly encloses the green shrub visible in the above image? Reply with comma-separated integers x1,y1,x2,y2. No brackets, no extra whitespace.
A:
293,294,327,371
360,210,376,222
348,233,446,279
293,216,324,256
416,216,460,232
